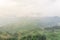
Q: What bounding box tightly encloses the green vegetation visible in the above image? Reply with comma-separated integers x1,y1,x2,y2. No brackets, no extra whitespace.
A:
0,27,60,40
0,29,46,40
0,17,60,40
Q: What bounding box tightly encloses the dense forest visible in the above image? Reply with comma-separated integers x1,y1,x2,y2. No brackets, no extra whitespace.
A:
0,29,46,40
0,26,60,40
0,17,60,40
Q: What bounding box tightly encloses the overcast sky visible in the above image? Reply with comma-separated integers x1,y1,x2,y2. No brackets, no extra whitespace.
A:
0,0,59,17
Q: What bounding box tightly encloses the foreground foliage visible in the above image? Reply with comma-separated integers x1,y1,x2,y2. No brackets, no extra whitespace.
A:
0,28,60,40
0,29,47,40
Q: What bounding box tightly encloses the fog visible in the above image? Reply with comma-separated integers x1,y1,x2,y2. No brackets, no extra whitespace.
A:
0,0,60,17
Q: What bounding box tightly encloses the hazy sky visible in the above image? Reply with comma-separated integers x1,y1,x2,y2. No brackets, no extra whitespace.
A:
0,0,60,17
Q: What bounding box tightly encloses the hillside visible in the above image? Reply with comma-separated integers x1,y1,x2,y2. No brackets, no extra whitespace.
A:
0,16,60,33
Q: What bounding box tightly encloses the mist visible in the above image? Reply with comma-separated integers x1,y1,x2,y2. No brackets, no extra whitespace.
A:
0,0,59,17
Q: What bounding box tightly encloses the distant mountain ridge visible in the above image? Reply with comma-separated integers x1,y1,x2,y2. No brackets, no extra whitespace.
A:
0,16,60,33
39,16,60,27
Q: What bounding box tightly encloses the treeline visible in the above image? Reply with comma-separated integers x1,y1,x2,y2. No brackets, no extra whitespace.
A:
0,27,58,40
0,31,46,40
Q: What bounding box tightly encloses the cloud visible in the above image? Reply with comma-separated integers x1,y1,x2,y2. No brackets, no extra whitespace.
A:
0,0,60,17
0,0,47,17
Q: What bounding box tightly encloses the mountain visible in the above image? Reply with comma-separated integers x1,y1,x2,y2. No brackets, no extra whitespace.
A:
39,16,60,27
0,16,60,33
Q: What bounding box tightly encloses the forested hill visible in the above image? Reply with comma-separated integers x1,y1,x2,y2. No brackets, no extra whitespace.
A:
0,16,60,33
